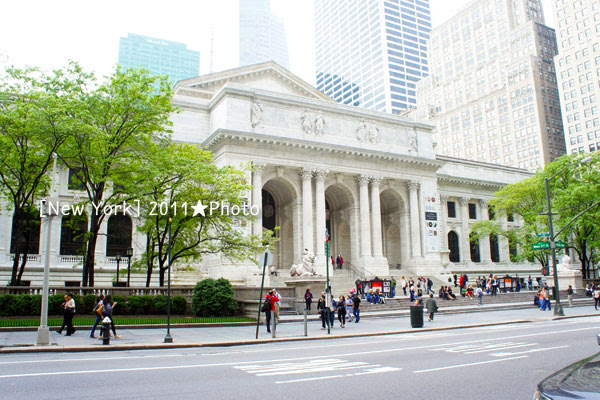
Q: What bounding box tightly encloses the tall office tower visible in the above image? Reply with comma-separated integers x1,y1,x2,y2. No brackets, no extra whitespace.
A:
118,33,200,83
239,0,290,69
552,0,600,155
416,0,566,171
314,0,431,114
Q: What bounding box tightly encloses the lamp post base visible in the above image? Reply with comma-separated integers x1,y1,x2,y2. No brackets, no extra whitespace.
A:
36,326,50,346
553,303,565,317
164,334,173,343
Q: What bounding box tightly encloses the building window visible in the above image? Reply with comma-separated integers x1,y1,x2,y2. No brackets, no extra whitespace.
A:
68,168,85,191
507,213,514,222
447,201,456,218
490,234,500,262
448,231,460,262
59,214,88,256
509,238,518,262
468,203,477,219
106,214,132,257
488,205,495,220
10,206,41,255
469,232,481,262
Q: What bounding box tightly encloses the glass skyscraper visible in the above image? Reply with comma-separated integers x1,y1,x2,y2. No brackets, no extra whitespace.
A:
314,0,431,114
239,0,290,69
118,33,200,83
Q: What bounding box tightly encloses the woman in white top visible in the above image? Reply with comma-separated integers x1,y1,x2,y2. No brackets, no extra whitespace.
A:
58,293,76,336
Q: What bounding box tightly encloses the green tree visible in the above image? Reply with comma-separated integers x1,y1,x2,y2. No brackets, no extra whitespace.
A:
57,66,175,286
127,142,271,286
0,64,86,285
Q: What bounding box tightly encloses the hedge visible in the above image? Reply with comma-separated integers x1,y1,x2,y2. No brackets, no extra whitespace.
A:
191,278,239,317
0,294,189,317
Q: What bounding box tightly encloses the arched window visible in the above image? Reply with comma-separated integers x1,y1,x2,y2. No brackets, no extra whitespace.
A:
10,207,41,254
448,231,460,262
490,234,500,262
106,214,132,257
470,232,481,263
60,214,88,255
262,189,276,231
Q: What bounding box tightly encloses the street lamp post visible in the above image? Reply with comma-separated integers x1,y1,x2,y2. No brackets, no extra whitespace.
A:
164,218,173,343
543,156,593,317
325,234,331,335
115,253,122,285
37,198,58,346
126,247,133,287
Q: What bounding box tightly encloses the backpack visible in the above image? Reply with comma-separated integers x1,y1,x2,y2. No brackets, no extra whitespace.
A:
262,297,272,312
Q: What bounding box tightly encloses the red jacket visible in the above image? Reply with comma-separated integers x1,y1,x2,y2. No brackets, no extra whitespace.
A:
264,294,277,311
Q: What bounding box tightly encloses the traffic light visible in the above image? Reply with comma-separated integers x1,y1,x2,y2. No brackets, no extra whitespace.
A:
542,266,549,276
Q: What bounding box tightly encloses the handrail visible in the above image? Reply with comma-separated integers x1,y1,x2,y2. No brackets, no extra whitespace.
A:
346,262,380,279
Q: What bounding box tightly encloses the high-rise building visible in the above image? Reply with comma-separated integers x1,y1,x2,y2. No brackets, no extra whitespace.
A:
416,0,566,171
552,0,600,155
239,0,290,69
118,33,200,83
314,0,432,114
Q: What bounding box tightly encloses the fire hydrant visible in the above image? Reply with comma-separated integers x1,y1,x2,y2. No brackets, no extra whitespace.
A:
102,317,111,345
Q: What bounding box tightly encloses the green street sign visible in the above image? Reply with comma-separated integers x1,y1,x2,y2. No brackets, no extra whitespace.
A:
537,232,550,238
532,241,550,250
555,240,567,249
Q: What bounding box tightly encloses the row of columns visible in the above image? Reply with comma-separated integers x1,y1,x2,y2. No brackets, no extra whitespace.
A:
251,163,424,262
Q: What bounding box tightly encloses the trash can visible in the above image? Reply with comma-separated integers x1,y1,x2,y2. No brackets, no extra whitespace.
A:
410,305,424,328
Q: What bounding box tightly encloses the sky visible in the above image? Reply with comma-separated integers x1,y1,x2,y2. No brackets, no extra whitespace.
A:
0,0,555,86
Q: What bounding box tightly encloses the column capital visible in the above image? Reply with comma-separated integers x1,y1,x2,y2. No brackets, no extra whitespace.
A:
252,162,266,174
440,194,449,204
300,167,314,180
458,197,469,206
406,181,420,191
314,169,328,181
357,174,370,185
479,199,488,208
370,176,383,186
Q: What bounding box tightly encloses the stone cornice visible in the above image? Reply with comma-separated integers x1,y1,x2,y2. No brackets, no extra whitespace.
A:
436,154,533,175
437,175,506,189
203,129,443,170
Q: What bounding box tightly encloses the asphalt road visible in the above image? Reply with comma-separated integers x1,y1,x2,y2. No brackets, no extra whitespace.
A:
1,316,599,400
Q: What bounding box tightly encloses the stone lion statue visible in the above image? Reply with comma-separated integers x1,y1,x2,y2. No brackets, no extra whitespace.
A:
557,254,578,272
290,249,318,277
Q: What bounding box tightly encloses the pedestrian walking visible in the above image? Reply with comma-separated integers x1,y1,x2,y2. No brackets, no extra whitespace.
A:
304,289,313,312
476,286,484,306
101,295,120,338
58,293,76,336
594,286,600,310
346,294,353,322
567,285,574,308
317,292,327,329
528,275,533,291
391,277,397,298
426,293,438,321
352,293,361,323
401,276,407,296
263,290,276,333
90,294,104,338
337,295,347,327
329,296,336,327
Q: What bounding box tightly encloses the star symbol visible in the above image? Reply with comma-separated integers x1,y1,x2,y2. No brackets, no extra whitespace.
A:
191,200,208,217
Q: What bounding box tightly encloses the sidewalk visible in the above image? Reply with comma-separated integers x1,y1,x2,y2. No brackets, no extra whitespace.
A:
1,303,598,353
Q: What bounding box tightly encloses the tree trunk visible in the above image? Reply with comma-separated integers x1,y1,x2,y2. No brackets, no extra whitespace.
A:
84,211,100,287
145,234,153,287
9,209,24,286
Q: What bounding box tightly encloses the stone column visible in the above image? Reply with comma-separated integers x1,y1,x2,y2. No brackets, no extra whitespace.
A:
251,163,265,237
499,213,510,262
370,177,383,257
439,194,448,251
407,181,422,259
314,169,327,258
479,200,492,263
301,168,314,253
358,175,372,258
459,197,471,262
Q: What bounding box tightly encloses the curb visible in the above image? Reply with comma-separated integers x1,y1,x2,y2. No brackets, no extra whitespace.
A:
2,313,598,354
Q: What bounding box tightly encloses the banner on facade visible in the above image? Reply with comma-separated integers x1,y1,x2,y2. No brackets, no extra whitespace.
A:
424,195,440,253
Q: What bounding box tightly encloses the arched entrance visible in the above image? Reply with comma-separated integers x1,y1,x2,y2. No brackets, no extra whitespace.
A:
262,178,298,268
380,189,408,268
325,184,355,267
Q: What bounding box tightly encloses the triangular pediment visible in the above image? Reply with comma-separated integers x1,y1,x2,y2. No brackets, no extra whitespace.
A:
175,61,333,102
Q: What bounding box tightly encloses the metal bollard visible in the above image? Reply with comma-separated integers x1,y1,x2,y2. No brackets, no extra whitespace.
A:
102,317,111,345
304,308,308,336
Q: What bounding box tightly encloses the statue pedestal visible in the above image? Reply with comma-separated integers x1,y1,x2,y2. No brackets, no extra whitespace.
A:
284,276,327,314
245,272,271,287
557,269,584,292
440,250,450,267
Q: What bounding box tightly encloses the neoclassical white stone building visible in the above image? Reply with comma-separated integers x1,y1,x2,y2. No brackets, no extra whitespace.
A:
0,62,535,287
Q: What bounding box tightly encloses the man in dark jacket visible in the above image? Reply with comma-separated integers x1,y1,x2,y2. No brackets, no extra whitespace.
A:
426,293,438,321
264,290,276,333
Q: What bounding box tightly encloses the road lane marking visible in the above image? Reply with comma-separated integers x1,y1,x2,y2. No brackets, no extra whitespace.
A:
464,342,533,354
0,353,190,366
413,355,528,374
1,326,596,379
490,345,569,357
275,367,401,384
